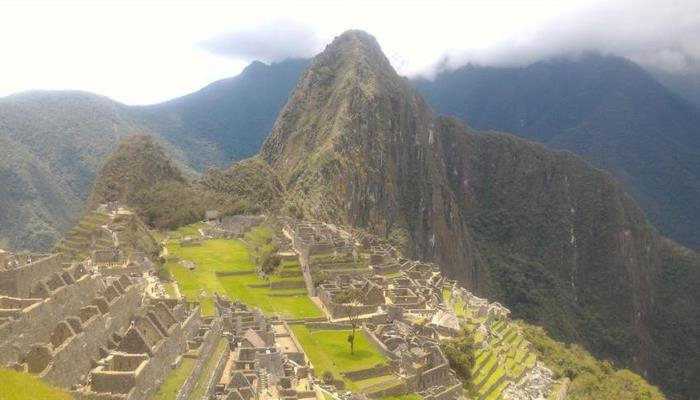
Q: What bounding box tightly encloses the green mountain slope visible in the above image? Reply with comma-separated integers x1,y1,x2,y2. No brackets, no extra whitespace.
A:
0,60,306,251
258,30,700,399
133,58,309,169
520,323,665,400
85,135,253,231
413,55,700,254
0,91,147,251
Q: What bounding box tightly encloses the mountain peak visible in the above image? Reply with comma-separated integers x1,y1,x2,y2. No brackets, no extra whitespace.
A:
87,135,184,209
329,29,382,51
314,29,394,79
261,30,418,167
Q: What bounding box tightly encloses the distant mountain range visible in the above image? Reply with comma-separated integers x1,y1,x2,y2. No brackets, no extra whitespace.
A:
0,59,307,251
3,53,698,257
413,54,700,253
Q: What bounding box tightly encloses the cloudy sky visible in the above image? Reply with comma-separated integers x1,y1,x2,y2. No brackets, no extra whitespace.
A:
0,0,698,104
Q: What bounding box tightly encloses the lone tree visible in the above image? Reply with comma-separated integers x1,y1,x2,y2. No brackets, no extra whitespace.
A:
334,287,365,354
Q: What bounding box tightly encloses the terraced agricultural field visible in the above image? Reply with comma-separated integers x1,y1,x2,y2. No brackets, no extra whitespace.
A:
163,229,321,318
443,288,538,399
244,226,274,253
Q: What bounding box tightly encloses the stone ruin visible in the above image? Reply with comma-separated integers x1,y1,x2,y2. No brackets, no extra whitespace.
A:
446,285,511,321
362,320,463,400
211,295,315,400
81,298,209,399
201,215,266,239
0,253,150,390
0,247,214,400
1,213,555,400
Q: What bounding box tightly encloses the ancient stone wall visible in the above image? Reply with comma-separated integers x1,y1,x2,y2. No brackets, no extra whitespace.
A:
269,280,306,290
422,382,463,400
124,305,202,399
342,365,392,381
200,339,231,400
364,380,407,398
325,302,378,319
416,363,451,391
0,254,63,297
39,281,145,388
174,318,223,400
0,273,106,364
362,326,396,360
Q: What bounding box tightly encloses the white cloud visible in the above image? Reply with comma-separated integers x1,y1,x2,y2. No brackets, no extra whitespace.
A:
0,0,697,104
200,19,320,62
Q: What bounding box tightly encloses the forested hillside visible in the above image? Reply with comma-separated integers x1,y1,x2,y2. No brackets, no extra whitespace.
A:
413,55,700,253
0,60,305,251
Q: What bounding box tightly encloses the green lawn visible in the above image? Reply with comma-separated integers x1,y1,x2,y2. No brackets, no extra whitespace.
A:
0,367,73,400
154,358,196,400
164,238,321,318
290,325,388,391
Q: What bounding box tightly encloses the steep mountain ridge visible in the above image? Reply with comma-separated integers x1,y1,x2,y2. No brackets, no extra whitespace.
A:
413,55,700,253
262,31,482,289
260,30,699,398
134,58,309,169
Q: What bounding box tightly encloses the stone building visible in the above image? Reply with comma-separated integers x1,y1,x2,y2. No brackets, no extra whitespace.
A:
81,299,204,399
212,296,314,400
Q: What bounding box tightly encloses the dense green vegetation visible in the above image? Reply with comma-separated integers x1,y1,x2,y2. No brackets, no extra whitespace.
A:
441,326,475,382
199,156,285,212
0,367,74,400
413,54,700,254
520,322,665,400
0,59,306,252
0,92,131,251
647,240,700,399
87,135,257,231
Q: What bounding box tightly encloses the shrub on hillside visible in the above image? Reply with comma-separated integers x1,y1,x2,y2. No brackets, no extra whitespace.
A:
441,326,475,382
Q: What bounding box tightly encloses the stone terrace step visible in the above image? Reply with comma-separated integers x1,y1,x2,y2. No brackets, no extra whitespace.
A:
315,262,367,271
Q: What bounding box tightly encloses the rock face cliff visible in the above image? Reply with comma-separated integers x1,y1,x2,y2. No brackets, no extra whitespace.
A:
261,31,699,398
